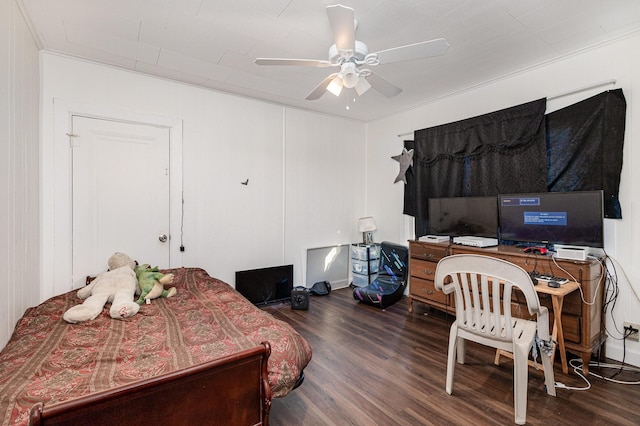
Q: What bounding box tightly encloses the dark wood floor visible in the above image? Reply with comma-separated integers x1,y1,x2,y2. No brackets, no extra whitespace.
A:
264,288,640,425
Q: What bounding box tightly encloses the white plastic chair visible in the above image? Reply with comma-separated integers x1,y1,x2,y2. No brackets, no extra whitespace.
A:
434,254,556,425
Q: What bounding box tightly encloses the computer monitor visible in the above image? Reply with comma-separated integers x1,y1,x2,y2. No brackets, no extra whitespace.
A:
498,190,604,248
428,196,499,238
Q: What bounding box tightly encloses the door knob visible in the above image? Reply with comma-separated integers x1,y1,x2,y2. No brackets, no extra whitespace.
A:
159,234,168,243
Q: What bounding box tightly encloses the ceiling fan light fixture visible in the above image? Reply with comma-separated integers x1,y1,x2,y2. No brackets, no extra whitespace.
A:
340,62,359,88
327,75,344,96
355,77,371,95
343,73,359,88
255,5,448,103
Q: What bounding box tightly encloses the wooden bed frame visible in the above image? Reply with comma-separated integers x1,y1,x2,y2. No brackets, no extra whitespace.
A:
28,342,272,426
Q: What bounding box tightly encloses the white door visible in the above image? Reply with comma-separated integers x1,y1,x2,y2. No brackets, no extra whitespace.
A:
71,116,171,288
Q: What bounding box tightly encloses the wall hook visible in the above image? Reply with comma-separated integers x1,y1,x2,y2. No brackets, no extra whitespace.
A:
241,179,249,185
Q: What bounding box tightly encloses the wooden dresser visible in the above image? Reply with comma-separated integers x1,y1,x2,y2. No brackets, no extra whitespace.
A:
408,240,606,368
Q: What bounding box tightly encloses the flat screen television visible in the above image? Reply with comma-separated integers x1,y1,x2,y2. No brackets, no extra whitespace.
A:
498,190,604,248
428,196,499,238
235,265,293,306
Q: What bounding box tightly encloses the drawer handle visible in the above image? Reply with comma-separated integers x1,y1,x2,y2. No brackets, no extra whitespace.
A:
423,289,435,295
422,252,434,259
422,269,434,276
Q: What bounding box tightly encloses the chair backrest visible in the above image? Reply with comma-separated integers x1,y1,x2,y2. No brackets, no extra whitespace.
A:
377,241,409,283
434,254,541,343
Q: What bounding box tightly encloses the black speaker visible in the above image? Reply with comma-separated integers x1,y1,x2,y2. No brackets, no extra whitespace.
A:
291,287,310,310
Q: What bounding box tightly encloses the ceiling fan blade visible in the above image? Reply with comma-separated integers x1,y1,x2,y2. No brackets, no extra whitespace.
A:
373,38,449,64
306,73,339,100
326,4,355,53
366,72,402,98
255,58,333,67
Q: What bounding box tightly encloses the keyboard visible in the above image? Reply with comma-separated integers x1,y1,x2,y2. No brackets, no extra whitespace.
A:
530,271,569,285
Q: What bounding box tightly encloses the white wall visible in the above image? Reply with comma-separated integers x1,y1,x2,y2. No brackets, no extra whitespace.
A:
367,33,640,366
284,108,367,282
40,53,366,300
0,0,40,348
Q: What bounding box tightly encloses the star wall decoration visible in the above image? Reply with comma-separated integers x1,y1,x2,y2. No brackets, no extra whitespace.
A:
391,148,414,184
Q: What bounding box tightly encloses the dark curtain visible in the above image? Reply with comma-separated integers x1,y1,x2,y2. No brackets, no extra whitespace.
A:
546,89,626,218
410,98,548,237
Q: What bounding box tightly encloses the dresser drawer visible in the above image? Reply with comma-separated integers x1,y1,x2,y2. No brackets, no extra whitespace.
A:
410,276,447,305
410,258,438,280
409,241,448,262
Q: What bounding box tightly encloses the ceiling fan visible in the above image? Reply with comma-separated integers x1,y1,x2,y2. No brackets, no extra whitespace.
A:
255,4,449,101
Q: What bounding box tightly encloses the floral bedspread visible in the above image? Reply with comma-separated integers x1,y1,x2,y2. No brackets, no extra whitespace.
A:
0,268,312,425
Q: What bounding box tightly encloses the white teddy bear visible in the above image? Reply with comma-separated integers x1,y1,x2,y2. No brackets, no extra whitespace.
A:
63,252,140,323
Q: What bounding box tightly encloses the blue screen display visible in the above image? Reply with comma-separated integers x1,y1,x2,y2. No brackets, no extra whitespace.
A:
524,212,567,226
499,191,603,247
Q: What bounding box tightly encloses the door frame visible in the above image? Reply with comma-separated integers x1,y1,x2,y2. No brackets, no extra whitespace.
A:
47,99,183,298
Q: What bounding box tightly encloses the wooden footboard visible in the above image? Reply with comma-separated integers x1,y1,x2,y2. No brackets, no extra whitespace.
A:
28,342,272,426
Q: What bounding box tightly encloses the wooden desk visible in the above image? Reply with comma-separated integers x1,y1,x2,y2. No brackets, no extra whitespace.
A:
495,281,580,374
409,241,605,374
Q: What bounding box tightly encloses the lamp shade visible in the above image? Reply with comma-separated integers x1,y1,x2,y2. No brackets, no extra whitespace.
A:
327,75,343,96
341,63,359,88
358,216,377,232
355,77,371,96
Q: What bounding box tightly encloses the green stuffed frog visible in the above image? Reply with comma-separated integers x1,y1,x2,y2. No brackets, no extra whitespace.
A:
134,264,177,305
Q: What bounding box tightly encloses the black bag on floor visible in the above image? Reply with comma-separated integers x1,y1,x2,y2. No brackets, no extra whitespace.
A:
309,280,331,296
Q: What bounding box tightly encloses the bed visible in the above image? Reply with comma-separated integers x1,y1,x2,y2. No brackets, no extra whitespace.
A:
0,267,312,425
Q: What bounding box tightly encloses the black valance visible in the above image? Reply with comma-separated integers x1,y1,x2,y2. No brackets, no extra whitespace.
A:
410,98,548,237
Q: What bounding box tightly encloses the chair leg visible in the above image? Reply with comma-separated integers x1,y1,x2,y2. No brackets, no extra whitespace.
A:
513,345,530,425
540,350,557,397
445,322,458,395
456,336,466,364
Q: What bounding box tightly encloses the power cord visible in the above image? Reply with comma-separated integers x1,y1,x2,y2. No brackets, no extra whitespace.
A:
596,252,640,341
555,358,640,391
563,358,640,386
555,329,640,391
550,253,605,306
551,250,630,340
547,250,640,391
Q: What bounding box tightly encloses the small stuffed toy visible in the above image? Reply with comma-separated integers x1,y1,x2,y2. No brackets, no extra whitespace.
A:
134,264,176,305
63,252,140,323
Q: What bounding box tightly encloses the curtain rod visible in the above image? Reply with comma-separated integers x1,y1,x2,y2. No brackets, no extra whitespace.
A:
396,79,617,139
547,78,616,101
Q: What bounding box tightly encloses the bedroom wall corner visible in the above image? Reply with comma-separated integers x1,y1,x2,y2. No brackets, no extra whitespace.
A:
0,0,40,349
283,108,367,287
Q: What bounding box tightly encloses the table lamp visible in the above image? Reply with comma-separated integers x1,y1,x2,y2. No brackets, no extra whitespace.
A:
358,216,376,245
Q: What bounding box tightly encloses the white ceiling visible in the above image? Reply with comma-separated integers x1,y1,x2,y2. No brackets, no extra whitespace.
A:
18,0,640,121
